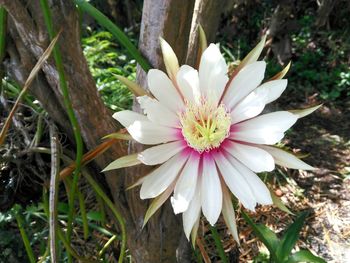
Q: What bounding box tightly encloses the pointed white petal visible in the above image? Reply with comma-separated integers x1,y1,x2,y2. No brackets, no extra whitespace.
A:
147,69,184,112
199,44,228,103
183,180,201,240
114,74,149,97
137,96,179,127
213,152,256,211
127,120,178,145
102,153,141,172
258,79,288,104
230,89,267,124
222,184,240,244
231,111,298,144
237,35,267,70
138,141,186,166
228,156,272,205
159,37,179,81
289,104,322,118
223,61,266,109
201,154,222,225
113,110,148,128
140,153,188,199
258,145,315,170
171,152,200,214
176,65,201,103
223,141,275,172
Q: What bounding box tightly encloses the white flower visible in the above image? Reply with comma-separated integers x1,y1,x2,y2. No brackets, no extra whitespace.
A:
104,37,318,243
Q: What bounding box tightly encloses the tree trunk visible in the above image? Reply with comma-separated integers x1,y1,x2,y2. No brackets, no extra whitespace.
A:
0,0,223,261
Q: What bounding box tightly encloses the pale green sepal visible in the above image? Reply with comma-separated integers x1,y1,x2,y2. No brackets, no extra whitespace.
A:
198,24,208,55
113,74,149,97
191,216,200,248
159,37,179,81
126,176,146,191
269,61,291,80
222,184,240,245
270,189,294,215
102,132,132,140
236,35,267,72
289,104,322,118
142,181,175,228
102,153,141,172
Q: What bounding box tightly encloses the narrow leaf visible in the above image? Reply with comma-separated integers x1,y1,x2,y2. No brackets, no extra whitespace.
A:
269,61,291,80
289,105,322,118
210,225,228,263
74,0,151,71
159,37,179,81
0,31,60,145
242,210,279,261
277,212,308,261
142,180,175,228
113,74,149,97
102,153,141,172
287,249,326,263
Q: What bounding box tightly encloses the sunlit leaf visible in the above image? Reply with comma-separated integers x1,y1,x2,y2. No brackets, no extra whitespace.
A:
287,249,326,263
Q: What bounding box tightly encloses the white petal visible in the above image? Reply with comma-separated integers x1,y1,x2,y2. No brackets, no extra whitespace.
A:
127,120,178,145
201,154,222,225
140,153,188,199
182,181,201,240
258,145,315,170
223,61,266,109
257,79,288,104
228,156,272,205
103,153,141,172
230,89,267,124
199,44,228,103
230,79,288,124
176,65,200,103
222,185,240,244
113,110,148,128
223,141,275,172
137,96,179,127
231,111,298,144
213,152,256,211
171,152,200,214
148,69,184,112
138,141,186,166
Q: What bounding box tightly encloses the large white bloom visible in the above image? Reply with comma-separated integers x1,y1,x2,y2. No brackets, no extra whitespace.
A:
104,37,318,243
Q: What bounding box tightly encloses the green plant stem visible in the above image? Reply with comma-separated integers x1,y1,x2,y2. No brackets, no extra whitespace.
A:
14,208,36,263
209,225,228,263
78,189,89,240
39,2,83,262
99,235,117,258
74,0,151,72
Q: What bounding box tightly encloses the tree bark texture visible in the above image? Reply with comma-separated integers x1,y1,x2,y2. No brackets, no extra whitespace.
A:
0,0,224,262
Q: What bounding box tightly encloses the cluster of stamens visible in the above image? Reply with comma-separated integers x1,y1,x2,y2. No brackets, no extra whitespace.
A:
179,98,231,153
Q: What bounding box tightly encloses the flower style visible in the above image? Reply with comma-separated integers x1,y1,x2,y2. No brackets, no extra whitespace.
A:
104,35,319,243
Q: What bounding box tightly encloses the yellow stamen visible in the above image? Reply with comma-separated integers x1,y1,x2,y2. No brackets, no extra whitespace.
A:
179,99,231,152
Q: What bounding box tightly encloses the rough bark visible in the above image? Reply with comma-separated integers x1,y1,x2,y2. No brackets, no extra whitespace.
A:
186,0,230,67
0,0,221,261
124,1,195,262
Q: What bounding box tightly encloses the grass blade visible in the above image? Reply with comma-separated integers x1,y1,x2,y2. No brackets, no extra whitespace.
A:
287,249,326,263
74,0,151,72
209,225,228,263
0,31,60,145
13,205,36,263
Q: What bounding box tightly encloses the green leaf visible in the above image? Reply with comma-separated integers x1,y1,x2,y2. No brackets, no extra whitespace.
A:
74,0,151,72
242,211,279,261
277,212,308,261
270,189,294,215
287,250,326,263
